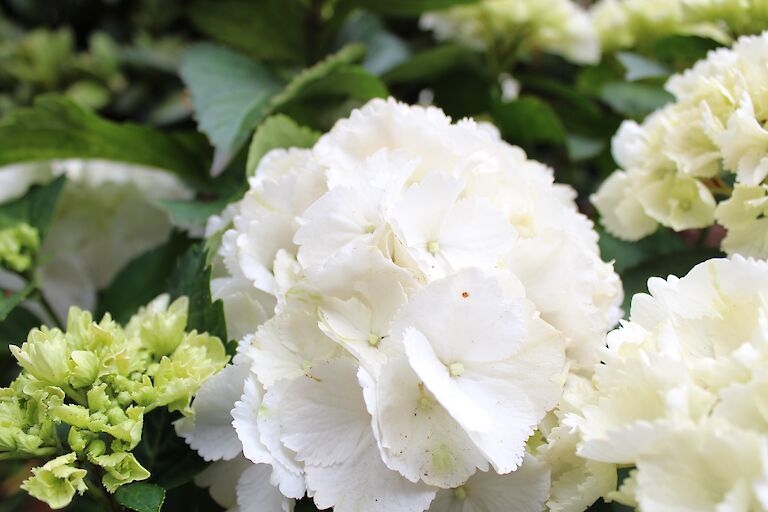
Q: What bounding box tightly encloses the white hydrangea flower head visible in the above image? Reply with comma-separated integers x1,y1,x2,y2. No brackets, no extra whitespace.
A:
184,97,622,511
571,256,768,510
0,159,192,319
593,31,768,259
420,0,600,65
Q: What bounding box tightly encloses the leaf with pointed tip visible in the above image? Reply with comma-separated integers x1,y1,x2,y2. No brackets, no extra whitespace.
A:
246,115,321,176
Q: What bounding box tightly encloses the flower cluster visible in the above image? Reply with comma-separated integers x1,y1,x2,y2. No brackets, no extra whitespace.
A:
590,0,768,51
568,256,768,511
592,32,768,258
0,223,39,272
1,295,228,509
179,98,622,511
0,160,191,318
420,0,600,65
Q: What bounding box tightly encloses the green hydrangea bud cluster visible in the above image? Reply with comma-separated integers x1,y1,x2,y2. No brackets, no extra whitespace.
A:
0,223,40,272
1,294,229,509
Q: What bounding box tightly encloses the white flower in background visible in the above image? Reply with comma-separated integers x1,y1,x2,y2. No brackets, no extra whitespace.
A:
593,31,768,259
572,256,768,510
181,98,622,511
0,159,191,319
588,0,768,52
420,0,600,65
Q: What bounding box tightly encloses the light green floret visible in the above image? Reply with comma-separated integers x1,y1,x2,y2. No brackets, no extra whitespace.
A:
4,294,229,509
0,223,40,272
21,452,88,510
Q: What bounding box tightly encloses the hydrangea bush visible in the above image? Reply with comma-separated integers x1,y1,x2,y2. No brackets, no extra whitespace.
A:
1,1,768,511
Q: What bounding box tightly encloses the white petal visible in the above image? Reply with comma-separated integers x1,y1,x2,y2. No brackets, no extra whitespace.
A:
195,456,251,508
370,357,488,488
280,359,436,512
179,362,250,461
248,304,340,388
428,454,549,512
236,463,293,512
403,327,491,433
231,376,271,465
280,359,372,466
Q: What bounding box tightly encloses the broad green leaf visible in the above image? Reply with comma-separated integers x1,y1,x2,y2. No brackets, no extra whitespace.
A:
566,134,605,162
270,45,386,109
0,97,208,188
187,0,307,64
599,82,674,120
383,45,479,84
616,52,670,82
114,482,166,512
0,281,35,323
180,44,384,175
246,115,321,176
348,0,479,17
0,176,65,237
167,243,227,341
159,196,238,232
649,35,721,68
97,232,192,324
335,13,410,75
619,248,723,314
179,43,284,176
491,96,566,146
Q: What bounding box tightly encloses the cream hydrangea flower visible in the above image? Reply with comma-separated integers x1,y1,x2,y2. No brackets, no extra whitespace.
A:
589,0,768,52
182,98,621,512
420,0,599,65
0,159,192,319
571,256,768,510
593,31,768,259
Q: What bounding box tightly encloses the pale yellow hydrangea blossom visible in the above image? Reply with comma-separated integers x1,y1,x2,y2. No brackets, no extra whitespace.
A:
420,0,600,66
568,256,768,511
591,0,768,51
0,223,39,272
2,295,228,509
592,31,768,259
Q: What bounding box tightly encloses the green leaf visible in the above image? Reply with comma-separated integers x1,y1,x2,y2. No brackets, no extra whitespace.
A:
649,35,721,68
616,52,670,82
335,13,410,75
0,97,209,188
491,96,566,146
0,176,66,237
270,45,386,109
598,228,686,274
167,243,227,341
348,0,478,17
159,196,237,232
180,44,384,175
97,232,192,324
566,134,605,162
620,249,723,314
0,281,36,323
179,43,284,176
114,482,166,512
383,45,479,84
599,82,674,120
187,0,307,64
246,115,321,177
